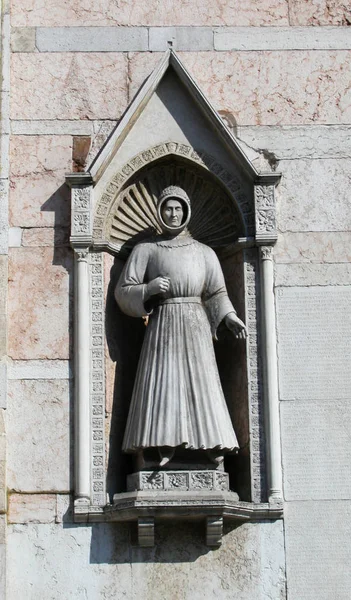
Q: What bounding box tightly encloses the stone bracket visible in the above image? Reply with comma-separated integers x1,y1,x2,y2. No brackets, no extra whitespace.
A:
138,517,155,547
89,490,283,548
206,516,223,547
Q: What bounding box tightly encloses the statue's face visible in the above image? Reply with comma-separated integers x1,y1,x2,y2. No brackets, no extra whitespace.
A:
161,198,184,228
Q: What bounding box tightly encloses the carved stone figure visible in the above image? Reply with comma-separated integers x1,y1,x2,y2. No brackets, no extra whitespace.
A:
115,186,247,467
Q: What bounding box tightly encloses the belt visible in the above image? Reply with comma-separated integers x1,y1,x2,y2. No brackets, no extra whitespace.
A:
159,296,202,305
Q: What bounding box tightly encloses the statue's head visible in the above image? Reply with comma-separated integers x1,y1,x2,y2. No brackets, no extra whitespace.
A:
157,186,191,235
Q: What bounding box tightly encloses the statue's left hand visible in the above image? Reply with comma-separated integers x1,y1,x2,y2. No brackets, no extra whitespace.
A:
225,312,248,339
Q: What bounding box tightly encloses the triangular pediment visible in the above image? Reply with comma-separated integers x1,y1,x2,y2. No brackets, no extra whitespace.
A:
66,50,281,253
88,49,276,186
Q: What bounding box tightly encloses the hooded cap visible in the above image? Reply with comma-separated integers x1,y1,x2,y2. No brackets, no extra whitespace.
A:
157,186,191,235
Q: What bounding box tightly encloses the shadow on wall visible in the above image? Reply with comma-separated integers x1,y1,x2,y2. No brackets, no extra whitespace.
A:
41,182,75,493
105,255,145,499
88,520,242,564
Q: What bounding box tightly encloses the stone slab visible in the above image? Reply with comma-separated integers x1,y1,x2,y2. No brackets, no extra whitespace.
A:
237,124,351,159
7,520,285,599
9,135,72,228
289,0,351,26
8,494,57,523
11,53,128,120
215,26,351,50
8,226,22,247
281,401,351,500
11,120,94,135
275,232,351,264
8,359,71,380
11,26,36,52
36,26,148,52
7,379,71,492
285,501,351,600
277,158,351,232
10,0,289,27
277,287,351,400
275,263,351,287
8,248,73,360
22,227,69,247
149,27,213,51
129,50,351,125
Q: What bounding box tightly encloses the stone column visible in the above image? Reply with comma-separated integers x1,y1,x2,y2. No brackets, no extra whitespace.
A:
74,248,91,502
66,175,93,504
259,245,283,503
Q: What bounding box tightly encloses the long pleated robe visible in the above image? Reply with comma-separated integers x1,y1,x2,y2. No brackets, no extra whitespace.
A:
115,234,239,453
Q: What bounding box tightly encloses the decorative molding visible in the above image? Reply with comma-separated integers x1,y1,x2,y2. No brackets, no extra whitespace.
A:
89,252,106,507
244,248,267,503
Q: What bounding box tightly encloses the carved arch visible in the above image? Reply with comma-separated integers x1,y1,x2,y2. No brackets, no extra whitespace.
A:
92,143,255,255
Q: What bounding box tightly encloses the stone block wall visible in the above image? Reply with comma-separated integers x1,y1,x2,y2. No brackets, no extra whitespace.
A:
1,1,351,598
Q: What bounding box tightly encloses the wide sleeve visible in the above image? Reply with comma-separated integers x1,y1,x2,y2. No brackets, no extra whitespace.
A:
115,243,151,318
202,246,236,338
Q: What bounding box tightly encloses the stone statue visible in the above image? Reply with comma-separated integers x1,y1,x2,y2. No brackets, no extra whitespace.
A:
115,185,247,467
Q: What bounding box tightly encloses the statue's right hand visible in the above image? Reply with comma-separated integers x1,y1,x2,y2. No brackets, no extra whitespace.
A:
146,276,171,297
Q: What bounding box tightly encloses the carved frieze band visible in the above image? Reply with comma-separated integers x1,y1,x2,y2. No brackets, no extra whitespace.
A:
244,248,267,503
93,143,254,244
89,252,106,506
254,185,276,242
71,186,93,242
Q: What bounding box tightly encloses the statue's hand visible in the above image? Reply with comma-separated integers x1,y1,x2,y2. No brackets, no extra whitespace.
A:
146,276,171,298
225,312,247,339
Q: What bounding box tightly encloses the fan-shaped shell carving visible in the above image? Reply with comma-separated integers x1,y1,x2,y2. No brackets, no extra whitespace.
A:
106,161,244,254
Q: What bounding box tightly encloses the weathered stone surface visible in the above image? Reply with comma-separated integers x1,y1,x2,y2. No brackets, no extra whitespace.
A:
275,263,351,287
8,494,57,523
8,248,72,359
11,26,36,52
281,401,351,500
129,51,351,125
9,135,72,228
237,124,351,159
149,27,213,51
7,520,285,599
0,176,9,255
277,159,351,232
0,517,5,600
11,0,289,27
0,363,6,408
7,379,70,492
8,359,71,380
11,53,128,120
11,120,93,135
22,227,69,247
289,0,351,26
277,287,351,400
285,501,351,600
36,26,148,52
215,26,351,51
275,232,351,263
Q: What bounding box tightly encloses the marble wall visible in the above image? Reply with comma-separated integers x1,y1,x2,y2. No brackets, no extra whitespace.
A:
1,0,351,598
